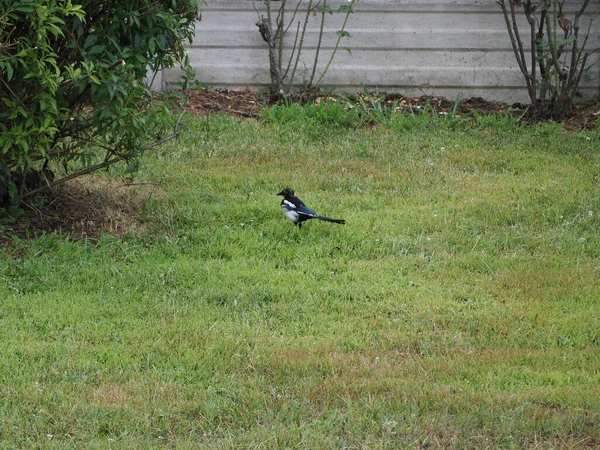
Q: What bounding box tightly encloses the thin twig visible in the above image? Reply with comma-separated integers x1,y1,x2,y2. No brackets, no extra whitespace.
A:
536,8,548,101
21,132,180,199
524,1,538,103
282,21,301,82
315,1,357,86
289,0,317,86
497,0,530,83
565,0,594,98
309,0,327,86
201,103,260,118
0,77,27,109
115,182,161,188
283,0,305,36
277,0,287,74
249,0,261,19
545,1,567,81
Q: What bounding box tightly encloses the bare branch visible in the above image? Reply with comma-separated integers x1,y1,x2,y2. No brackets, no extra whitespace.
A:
283,0,305,36
249,0,262,19
20,109,185,199
316,2,356,86
309,0,328,86
282,21,301,81
21,132,180,199
544,1,567,80
523,1,539,100
498,0,536,104
289,0,316,86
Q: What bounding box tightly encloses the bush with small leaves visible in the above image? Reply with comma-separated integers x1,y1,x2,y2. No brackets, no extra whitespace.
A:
497,0,599,119
0,0,198,206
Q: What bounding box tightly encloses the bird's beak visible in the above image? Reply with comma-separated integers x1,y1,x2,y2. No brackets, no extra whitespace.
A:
277,190,284,196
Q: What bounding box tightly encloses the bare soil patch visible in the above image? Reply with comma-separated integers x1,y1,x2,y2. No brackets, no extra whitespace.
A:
0,178,160,246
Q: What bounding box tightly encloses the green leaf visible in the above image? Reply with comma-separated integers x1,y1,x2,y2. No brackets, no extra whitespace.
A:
99,107,112,121
2,98,16,109
6,63,14,82
556,37,576,46
84,34,99,49
1,0,195,185
107,83,116,99
46,23,64,38
13,6,34,13
88,44,105,55
8,183,17,199
64,3,85,19
158,35,167,51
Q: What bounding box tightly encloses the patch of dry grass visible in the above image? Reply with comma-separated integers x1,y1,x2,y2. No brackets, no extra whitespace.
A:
1,177,163,245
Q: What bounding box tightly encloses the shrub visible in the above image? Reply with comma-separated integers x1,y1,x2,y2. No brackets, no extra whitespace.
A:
497,0,599,119
253,0,358,95
0,0,198,205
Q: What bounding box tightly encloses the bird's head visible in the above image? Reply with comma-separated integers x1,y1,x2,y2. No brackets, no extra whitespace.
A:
277,188,294,197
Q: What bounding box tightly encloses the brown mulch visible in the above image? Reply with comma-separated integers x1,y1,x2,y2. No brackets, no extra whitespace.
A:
182,88,600,131
1,89,598,247
184,89,268,118
560,103,600,131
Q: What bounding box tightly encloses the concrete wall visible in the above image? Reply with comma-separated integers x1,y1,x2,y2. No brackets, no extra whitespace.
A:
161,0,600,104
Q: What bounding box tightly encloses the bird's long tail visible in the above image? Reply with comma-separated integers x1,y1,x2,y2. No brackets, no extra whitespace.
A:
314,215,345,225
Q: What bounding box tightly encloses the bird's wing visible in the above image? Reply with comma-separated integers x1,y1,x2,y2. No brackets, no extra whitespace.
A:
296,203,318,218
283,197,318,218
281,199,298,212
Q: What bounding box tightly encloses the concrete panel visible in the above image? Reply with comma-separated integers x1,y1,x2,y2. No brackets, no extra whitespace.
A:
160,0,600,103
187,47,599,76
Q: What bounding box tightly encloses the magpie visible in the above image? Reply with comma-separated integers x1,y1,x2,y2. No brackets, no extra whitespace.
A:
277,188,345,228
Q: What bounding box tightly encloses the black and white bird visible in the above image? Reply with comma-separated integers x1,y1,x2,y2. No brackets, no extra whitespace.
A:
277,188,345,229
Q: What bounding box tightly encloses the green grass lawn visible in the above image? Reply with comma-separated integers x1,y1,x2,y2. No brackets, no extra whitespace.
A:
1,109,600,448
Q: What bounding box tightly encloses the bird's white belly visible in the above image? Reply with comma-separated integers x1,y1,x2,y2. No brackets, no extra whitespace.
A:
283,209,299,223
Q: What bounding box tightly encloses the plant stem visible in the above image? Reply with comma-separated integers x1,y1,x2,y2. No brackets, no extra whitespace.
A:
278,0,286,75
282,21,301,83
21,132,179,199
309,0,327,86
315,2,355,86
498,0,536,105
289,0,315,87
